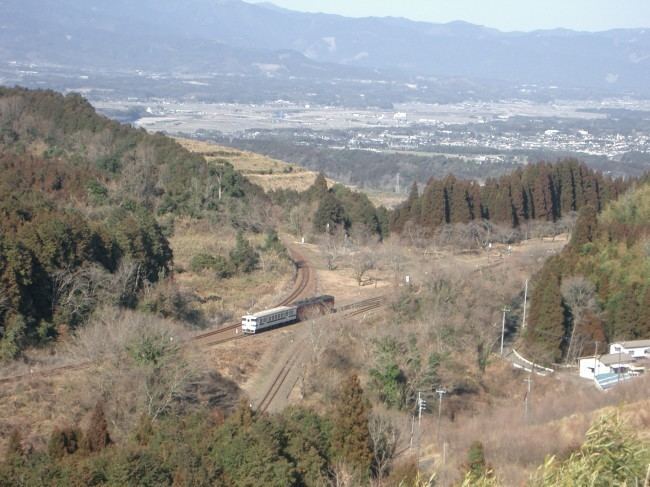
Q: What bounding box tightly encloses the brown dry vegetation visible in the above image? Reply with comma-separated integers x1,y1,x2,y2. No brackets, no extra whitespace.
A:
169,218,295,324
176,137,330,192
266,230,640,483
0,309,242,452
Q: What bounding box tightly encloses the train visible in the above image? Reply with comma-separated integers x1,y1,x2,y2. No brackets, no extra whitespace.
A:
241,295,335,334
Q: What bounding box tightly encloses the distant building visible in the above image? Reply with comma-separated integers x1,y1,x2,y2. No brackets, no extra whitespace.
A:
609,340,650,359
578,351,647,390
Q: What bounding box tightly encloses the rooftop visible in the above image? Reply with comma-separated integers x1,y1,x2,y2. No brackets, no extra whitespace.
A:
612,339,650,349
600,353,637,366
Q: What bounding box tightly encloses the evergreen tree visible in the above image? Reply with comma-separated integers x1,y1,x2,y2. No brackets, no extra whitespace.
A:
84,402,112,453
229,232,259,273
464,441,492,482
376,206,391,240
526,257,567,361
331,374,372,475
308,172,329,202
313,192,346,233
449,180,473,224
48,426,81,459
570,205,598,250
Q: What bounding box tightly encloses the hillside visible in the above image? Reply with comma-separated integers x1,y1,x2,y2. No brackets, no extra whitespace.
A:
1,87,649,487
0,87,284,359
525,180,650,362
175,138,322,193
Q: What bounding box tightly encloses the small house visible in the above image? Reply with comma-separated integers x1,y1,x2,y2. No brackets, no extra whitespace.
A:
578,353,645,390
609,340,650,359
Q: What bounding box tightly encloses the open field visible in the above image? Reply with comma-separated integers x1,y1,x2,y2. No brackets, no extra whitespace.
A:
176,137,328,193
169,218,295,323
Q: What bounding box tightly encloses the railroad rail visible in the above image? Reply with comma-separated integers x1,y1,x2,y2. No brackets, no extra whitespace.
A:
0,244,313,386
257,340,305,413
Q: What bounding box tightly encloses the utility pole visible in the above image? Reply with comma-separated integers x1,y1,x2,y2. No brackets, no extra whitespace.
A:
594,340,600,378
417,392,426,470
435,389,446,442
523,375,532,421
500,306,511,356
522,279,528,329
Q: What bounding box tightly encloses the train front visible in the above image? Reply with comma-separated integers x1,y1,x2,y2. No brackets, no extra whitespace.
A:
241,314,257,334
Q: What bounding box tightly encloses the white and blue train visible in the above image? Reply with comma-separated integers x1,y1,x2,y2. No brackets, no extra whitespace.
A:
241,295,335,334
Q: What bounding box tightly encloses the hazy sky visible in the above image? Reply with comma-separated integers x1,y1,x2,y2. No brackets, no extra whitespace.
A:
252,0,650,32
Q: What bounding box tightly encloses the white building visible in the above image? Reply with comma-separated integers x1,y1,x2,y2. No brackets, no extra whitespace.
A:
578,352,646,390
578,353,636,380
609,340,650,359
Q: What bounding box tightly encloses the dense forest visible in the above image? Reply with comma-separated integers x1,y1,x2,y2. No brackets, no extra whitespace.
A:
389,159,629,233
2,375,648,487
525,179,650,363
0,87,262,358
270,173,390,240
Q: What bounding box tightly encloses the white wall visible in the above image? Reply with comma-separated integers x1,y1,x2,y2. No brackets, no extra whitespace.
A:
579,357,610,379
610,344,650,358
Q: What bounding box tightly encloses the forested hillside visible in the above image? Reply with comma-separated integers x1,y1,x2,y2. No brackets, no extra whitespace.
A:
525,179,650,362
0,87,260,358
390,159,629,234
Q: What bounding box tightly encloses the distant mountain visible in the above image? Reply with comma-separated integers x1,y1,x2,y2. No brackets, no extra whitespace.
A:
1,0,649,96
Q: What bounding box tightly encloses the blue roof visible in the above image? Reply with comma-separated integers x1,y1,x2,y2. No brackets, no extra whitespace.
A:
595,372,636,390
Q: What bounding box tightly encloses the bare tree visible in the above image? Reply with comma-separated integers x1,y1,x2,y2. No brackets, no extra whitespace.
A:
289,205,306,237
369,414,400,483
352,252,377,286
328,461,355,487
561,276,599,364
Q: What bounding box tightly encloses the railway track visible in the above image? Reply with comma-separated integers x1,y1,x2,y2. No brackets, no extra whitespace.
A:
338,296,385,317
257,341,305,413
253,295,387,413
278,249,311,307
0,244,314,386
0,361,91,386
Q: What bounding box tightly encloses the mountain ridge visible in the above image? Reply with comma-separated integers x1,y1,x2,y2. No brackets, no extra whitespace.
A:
1,0,649,96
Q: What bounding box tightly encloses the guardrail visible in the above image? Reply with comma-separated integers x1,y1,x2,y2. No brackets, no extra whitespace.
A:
512,349,554,375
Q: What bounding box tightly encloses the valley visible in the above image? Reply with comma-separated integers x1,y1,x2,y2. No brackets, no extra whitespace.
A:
1,0,649,484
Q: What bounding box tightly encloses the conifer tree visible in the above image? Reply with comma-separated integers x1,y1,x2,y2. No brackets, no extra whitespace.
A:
84,401,112,453
229,231,259,273
464,441,492,482
48,426,81,458
313,192,346,233
308,172,329,202
526,257,567,361
331,374,372,475
569,205,598,250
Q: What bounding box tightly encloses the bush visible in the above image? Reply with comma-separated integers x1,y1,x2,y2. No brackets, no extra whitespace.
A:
190,254,218,273
229,232,259,274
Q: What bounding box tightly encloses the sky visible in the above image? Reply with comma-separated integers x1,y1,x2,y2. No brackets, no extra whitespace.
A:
252,0,650,32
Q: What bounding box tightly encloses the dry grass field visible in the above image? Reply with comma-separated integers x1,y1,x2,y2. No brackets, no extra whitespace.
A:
175,137,326,192
175,137,403,205
170,218,295,323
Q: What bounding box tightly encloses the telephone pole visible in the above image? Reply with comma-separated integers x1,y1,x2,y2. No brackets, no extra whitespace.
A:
523,376,532,421
522,279,528,329
435,389,446,442
500,306,511,356
417,392,426,470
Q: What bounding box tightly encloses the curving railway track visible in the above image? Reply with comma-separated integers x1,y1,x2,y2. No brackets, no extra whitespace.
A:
0,243,314,386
